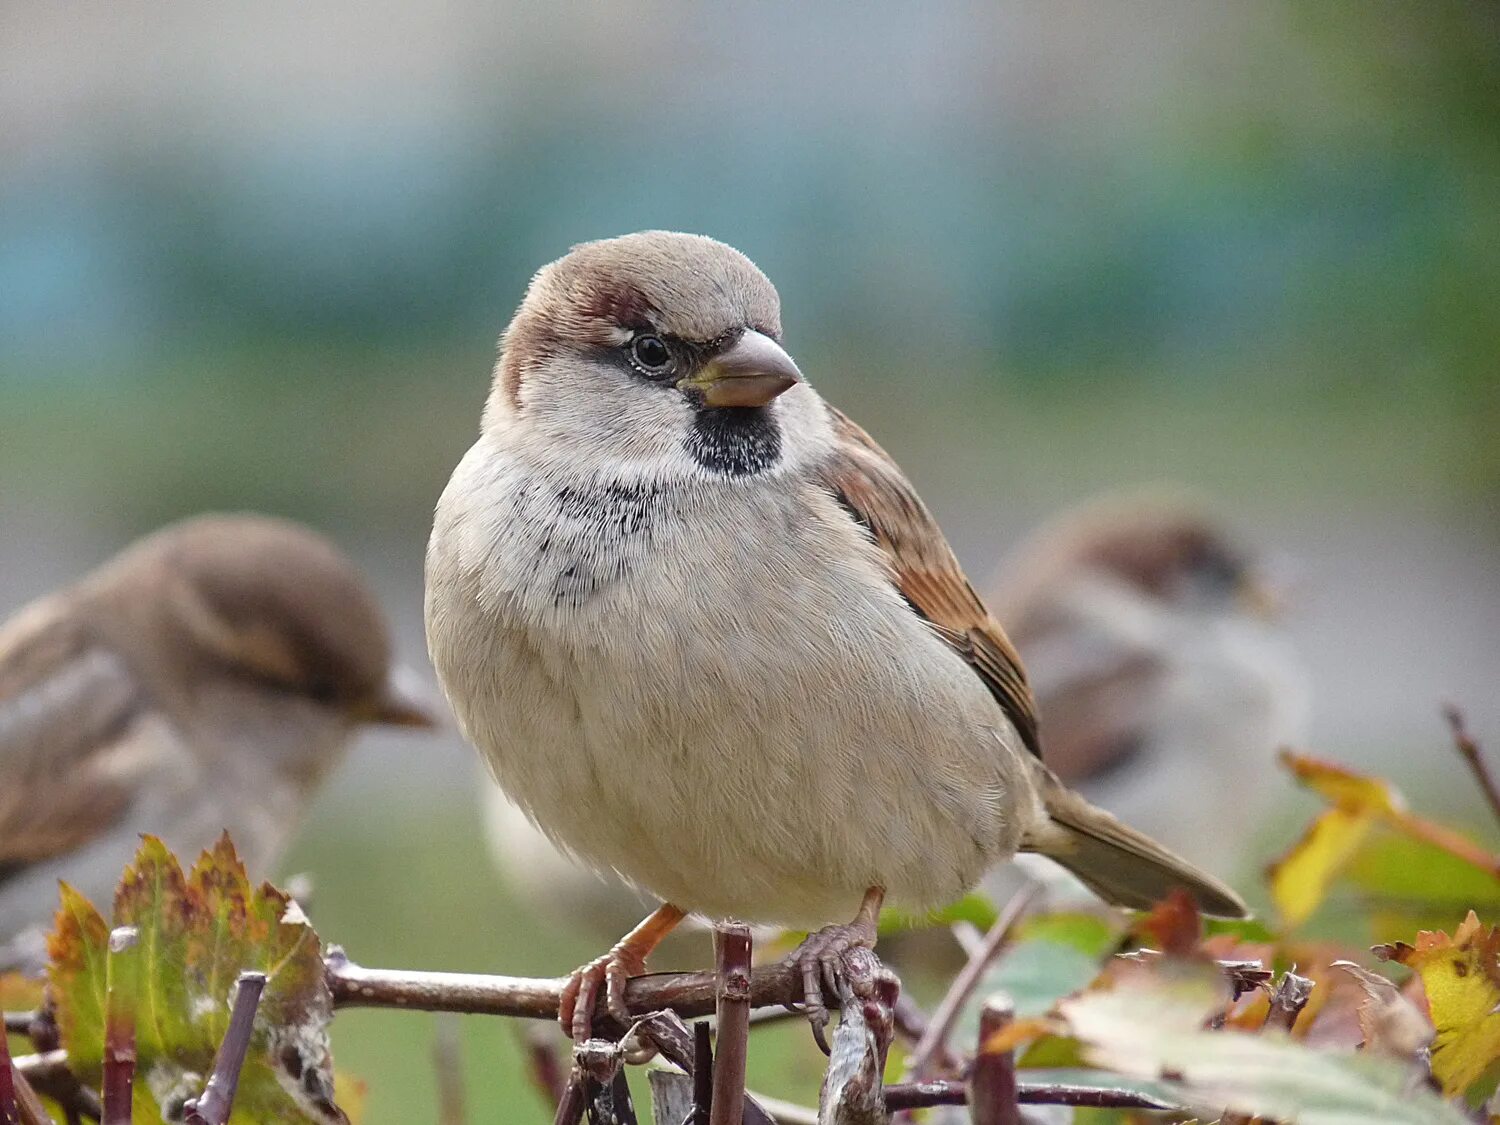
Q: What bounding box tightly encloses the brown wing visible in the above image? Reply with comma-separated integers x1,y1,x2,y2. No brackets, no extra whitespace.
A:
0,600,147,874
814,405,1041,757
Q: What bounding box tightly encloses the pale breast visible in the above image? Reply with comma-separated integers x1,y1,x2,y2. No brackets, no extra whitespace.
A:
427,440,1030,926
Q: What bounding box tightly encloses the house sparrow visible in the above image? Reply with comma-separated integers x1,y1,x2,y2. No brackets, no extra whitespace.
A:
426,231,1247,1041
986,494,1307,881
481,493,1303,943
0,514,436,959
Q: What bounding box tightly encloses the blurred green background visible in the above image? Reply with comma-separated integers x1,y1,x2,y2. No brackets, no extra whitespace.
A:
3,1,1498,1120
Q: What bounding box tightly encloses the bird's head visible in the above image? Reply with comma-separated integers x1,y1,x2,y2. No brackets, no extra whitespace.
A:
486,231,823,480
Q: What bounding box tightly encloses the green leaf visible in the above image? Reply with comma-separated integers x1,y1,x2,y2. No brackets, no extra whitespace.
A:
1014,912,1121,957
879,892,998,935
47,834,348,1124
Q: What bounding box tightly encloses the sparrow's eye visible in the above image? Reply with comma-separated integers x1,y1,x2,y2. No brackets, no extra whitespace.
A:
629,334,673,376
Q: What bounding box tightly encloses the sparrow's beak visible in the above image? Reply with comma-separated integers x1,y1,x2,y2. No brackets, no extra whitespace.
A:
366,664,443,728
679,329,803,408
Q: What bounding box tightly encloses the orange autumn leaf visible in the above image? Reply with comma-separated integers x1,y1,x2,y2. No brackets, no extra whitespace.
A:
1375,911,1500,1097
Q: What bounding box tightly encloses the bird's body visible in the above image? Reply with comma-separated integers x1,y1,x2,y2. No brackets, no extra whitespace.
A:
430,419,1032,926
426,231,1244,1036
0,515,433,952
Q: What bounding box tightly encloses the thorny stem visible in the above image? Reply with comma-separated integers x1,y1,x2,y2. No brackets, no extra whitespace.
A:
1445,704,1500,833
710,925,752,1125
903,885,1039,1079
432,1015,467,1125
967,996,1020,1125
182,971,266,1125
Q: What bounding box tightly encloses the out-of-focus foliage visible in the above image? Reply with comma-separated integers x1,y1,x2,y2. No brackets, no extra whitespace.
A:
47,835,348,1125
1268,750,1500,933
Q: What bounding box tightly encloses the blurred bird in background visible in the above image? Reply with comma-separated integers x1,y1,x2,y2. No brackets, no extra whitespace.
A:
0,514,436,965
481,489,1302,945
988,492,1308,885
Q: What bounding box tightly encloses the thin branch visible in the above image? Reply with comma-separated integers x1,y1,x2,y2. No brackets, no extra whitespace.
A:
554,1070,589,1125
432,1014,467,1125
10,1050,98,1121
967,996,1019,1125
590,1068,638,1125
0,1010,20,1125
326,947,816,1023
1,1015,34,1039
819,948,897,1125
710,925,752,1125
1264,972,1315,1033
1445,704,1500,832
883,1078,1179,1112
102,927,139,1125
182,971,266,1125
521,1026,569,1107
691,1021,713,1125
903,886,1038,1079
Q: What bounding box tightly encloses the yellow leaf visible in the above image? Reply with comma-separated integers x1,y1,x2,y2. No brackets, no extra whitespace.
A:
980,1016,1062,1055
1267,807,1380,928
1375,911,1500,1097
1279,751,1407,815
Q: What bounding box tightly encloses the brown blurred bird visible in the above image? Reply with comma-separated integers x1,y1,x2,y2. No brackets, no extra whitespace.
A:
0,514,435,957
988,494,1307,881
426,231,1247,1041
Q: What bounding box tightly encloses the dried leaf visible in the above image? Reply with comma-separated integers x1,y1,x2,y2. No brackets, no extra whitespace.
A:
1331,961,1433,1061
1374,911,1500,1097
47,834,348,1125
1135,889,1201,957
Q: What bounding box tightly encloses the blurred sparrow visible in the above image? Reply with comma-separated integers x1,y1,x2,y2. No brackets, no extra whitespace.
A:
426,231,1247,1041
987,494,1307,880
0,514,435,957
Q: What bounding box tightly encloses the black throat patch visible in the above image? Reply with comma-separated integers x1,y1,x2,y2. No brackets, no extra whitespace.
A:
685,407,782,477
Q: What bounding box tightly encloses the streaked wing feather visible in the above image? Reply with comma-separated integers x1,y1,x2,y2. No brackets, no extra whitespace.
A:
815,405,1042,757
0,604,148,872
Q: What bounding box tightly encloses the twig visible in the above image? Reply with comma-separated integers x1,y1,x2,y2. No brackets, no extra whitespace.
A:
1,1015,34,1039
1445,704,1500,832
522,1026,569,1107
1263,972,1315,1033
710,925,752,1125
691,1021,713,1125
586,1067,637,1125
0,1010,22,1125
882,1077,1179,1112
554,1070,589,1125
102,927,139,1125
819,949,897,1125
325,946,812,1023
432,1014,467,1125
10,1050,98,1120
182,971,266,1125
648,1068,695,1125
903,886,1038,1079
967,996,1019,1125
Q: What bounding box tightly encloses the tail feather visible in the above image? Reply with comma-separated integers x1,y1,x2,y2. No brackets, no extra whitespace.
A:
1022,773,1249,919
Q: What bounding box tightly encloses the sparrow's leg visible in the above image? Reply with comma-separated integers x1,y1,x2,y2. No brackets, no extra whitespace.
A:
790,885,885,1051
559,903,687,1040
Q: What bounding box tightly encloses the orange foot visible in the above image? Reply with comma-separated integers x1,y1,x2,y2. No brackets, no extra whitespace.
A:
558,903,686,1040
789,886,885,1052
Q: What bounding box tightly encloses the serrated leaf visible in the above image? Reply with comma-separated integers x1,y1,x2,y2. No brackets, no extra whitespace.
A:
47,834,347,1124
1375,911,1500,1097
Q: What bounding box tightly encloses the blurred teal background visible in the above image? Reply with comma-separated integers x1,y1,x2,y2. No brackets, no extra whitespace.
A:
3,2,1498,1120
